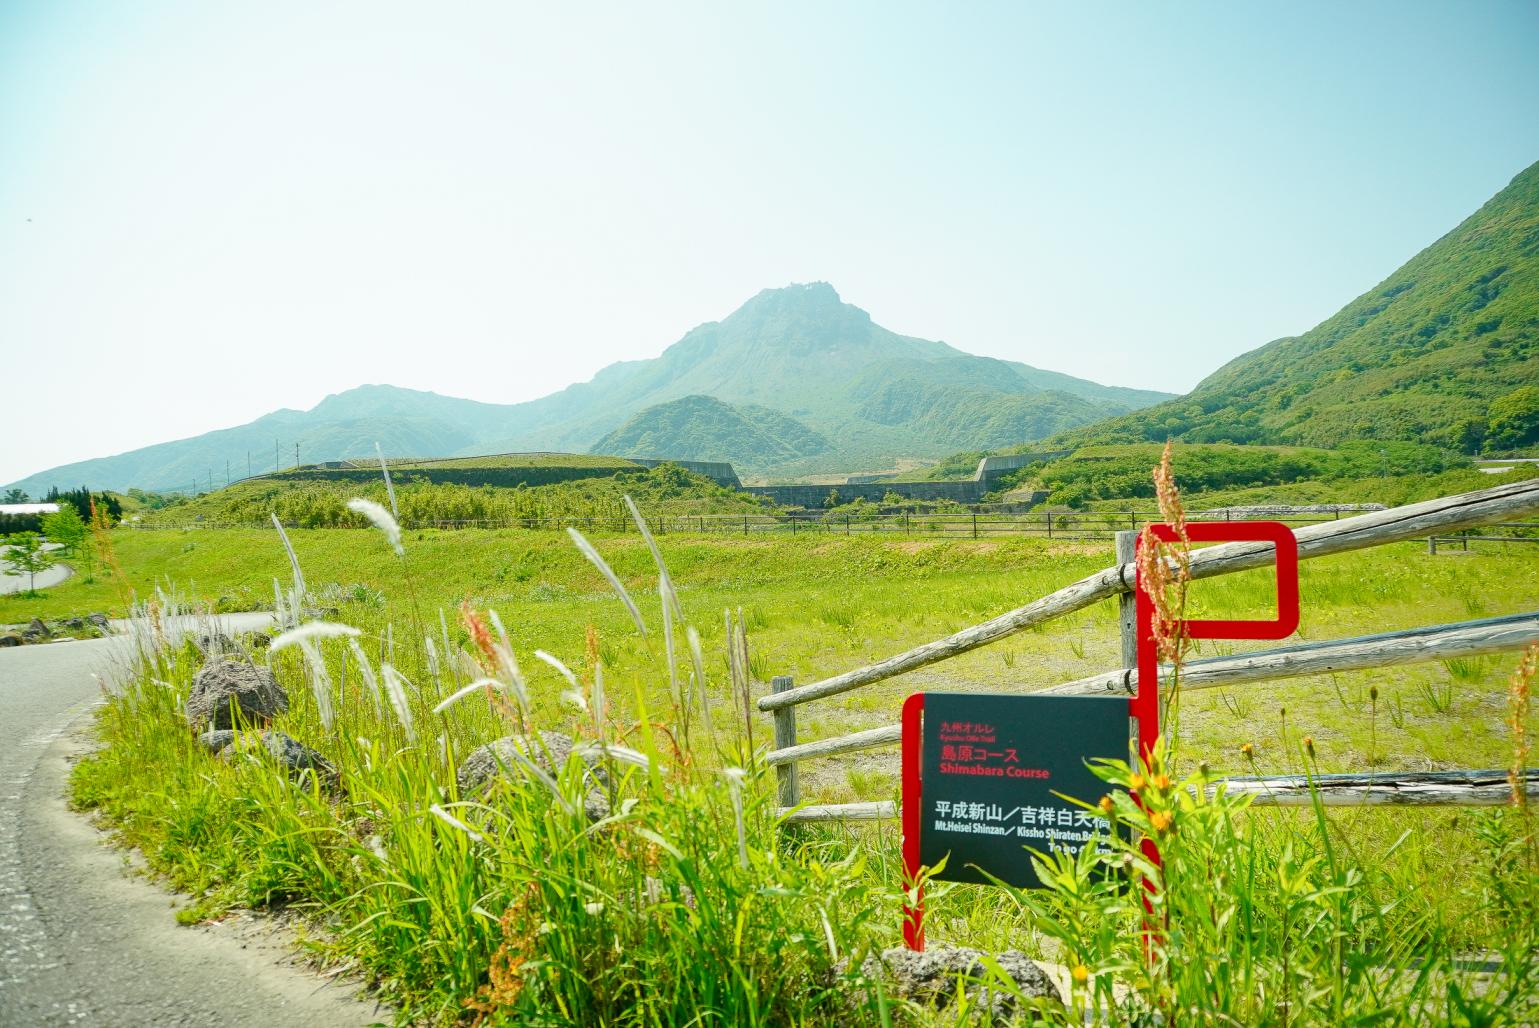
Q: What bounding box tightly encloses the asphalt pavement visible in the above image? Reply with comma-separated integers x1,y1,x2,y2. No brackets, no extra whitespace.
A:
0,615,386,1026
0,542,73,596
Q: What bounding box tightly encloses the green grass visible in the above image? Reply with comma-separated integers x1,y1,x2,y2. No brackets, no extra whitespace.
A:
1086,463,1539,513
60,509,1539,1023
130,464,766,531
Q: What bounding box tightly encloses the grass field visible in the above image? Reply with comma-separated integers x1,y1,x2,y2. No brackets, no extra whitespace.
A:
16,523,1538,788
1088,465,1539,514
128,464,767,531
49,497,1539,1023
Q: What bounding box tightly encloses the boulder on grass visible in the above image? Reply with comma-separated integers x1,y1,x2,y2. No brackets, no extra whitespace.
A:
835,946,1061,1017
195,631,241,657
220,730,338,790
457,731,610,820
260,731,338,789
197,730,237,755
185,659,288,731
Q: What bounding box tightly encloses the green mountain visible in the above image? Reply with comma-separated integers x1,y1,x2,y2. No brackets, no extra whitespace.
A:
1055,160,1539,453
474,282,1173,472
590,395,831,471
7,284,1169,494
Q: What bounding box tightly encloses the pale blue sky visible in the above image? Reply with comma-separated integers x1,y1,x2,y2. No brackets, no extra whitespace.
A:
2,1,1536,484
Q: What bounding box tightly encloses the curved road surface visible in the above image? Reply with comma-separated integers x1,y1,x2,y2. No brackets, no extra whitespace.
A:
0,543,73,596
0,616,385,1026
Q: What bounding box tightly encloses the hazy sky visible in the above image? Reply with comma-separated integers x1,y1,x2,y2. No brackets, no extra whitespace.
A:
2,1,1537,485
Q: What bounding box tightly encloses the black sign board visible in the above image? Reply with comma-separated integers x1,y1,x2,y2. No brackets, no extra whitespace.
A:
913,692,1127,888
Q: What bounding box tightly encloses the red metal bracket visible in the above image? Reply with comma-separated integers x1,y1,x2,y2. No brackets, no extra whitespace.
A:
1132,521,1299,762
900,691,926,951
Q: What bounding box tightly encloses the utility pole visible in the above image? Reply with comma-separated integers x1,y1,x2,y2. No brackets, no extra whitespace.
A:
225,460,230,486
295,443,300,470
247,451,252,478
276,441,280,473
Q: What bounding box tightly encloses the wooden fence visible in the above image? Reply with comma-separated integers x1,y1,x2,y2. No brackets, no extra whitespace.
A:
1427,523,1539,554
135,507,1384,540
759,478,1539,821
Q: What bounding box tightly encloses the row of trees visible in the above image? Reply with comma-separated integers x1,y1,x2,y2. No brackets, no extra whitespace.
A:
1016,440,1468,509
1,494,113,595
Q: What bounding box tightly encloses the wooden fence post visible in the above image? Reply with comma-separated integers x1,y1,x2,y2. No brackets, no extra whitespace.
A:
1116,529,1139,671
772,675,799,807
1115,529,1141,749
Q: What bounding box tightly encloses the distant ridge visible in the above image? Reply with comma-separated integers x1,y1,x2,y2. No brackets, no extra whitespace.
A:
1052,160,1539,453
7,284,1169,494
591,395,832,472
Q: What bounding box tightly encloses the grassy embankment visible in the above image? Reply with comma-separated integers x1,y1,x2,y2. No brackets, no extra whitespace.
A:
53,490,1539,1023
132,463,767,530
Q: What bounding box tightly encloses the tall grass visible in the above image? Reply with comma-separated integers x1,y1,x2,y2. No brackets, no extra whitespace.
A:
69,468,1539,1024
1005,446,1539,1024
73,503,911,1025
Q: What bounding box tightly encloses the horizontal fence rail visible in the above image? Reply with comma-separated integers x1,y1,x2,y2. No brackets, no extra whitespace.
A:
1429,525,1539,553
759,478,1539,714
762,610,1539,768
1039,609,1539,697
1217,769,1539,807
777,771,1539,821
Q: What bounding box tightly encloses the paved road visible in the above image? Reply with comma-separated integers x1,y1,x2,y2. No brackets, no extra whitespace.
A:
0,543,73,596
0,616,386,1026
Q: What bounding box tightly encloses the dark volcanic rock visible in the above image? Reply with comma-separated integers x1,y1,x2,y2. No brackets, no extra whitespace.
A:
197,730,237,755
835,946,1061,1016
0,632,20,648
195,632,241,657
260,731,338,786
185,659,288,731
457,732,610,819
222,730,338,791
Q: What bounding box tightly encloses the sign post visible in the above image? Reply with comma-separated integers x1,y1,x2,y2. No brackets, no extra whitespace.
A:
901,691,1125,950
900,521,1301,952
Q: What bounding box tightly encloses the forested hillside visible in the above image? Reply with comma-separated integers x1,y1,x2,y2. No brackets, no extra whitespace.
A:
1056,161,1539,453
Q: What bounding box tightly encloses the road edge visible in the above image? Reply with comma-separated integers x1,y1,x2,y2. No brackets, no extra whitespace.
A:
37,708,394,1025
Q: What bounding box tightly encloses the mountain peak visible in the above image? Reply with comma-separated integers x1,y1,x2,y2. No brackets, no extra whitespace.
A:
732,281,859,320
748,281,841,305
708,282,877,359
